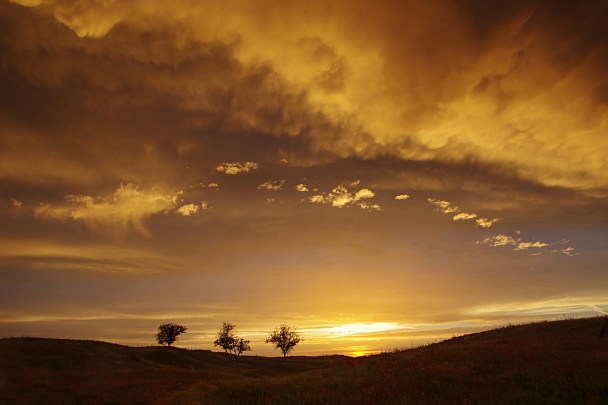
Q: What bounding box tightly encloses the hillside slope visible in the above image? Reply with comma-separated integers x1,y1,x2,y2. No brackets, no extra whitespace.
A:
1,317,608,404
0,337,349,404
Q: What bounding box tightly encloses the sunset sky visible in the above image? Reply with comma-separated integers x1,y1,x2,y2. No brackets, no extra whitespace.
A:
1,0,607,357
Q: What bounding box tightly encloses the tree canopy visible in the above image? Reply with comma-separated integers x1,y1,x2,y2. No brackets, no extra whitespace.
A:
265,324,302,359
155,322,187,347
214,322,237,354
214,322,252,359
232,338,251,358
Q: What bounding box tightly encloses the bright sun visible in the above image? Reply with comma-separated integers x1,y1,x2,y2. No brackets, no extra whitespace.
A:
347,348,371,357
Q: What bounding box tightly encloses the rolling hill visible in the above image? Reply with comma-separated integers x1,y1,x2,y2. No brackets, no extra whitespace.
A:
1,316,607,404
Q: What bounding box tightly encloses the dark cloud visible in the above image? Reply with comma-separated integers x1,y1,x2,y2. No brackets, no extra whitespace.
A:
4,0,608,191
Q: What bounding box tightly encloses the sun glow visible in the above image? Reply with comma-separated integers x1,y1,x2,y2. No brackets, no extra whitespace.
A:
316,323,408,337
346,346,375,357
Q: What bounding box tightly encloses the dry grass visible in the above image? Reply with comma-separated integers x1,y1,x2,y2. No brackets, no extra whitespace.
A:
1,317,608,404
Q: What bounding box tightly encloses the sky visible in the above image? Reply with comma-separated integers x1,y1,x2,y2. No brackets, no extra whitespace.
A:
1,0,607,357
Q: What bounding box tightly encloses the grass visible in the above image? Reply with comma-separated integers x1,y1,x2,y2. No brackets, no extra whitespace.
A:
1,317,608,404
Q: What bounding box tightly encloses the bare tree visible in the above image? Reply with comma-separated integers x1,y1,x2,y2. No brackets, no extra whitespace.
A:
155,322,187,347
265,324,302,360
214,322,237,354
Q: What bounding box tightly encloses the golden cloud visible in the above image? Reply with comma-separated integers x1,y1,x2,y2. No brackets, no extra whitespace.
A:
428,199,459,214
35,183,178,236
453,212,477,221
476,218,500,228
429,198,500,228
309,184,378,210
176,204,199,216
216,162,260,175
258,180,285,191
477,234,566,255
4,0,607,192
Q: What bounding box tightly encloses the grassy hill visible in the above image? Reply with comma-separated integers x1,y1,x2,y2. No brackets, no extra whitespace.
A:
1,317,608,404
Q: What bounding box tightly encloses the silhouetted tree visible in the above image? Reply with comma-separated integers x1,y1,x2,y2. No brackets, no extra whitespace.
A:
214,323,251,360
214,322,237,354
232,338,251,359
155,322,187,347
265,324,302,360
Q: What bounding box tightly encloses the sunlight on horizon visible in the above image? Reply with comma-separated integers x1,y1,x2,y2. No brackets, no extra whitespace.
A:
310,322,410,338
345,346,375,357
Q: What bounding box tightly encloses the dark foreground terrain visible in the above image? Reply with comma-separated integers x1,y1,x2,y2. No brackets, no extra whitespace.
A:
1,317,608,404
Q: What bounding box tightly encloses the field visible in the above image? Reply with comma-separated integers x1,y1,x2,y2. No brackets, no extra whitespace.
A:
1,317,608,404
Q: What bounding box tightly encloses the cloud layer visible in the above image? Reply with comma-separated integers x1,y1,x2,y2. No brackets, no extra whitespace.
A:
2,0,608,192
